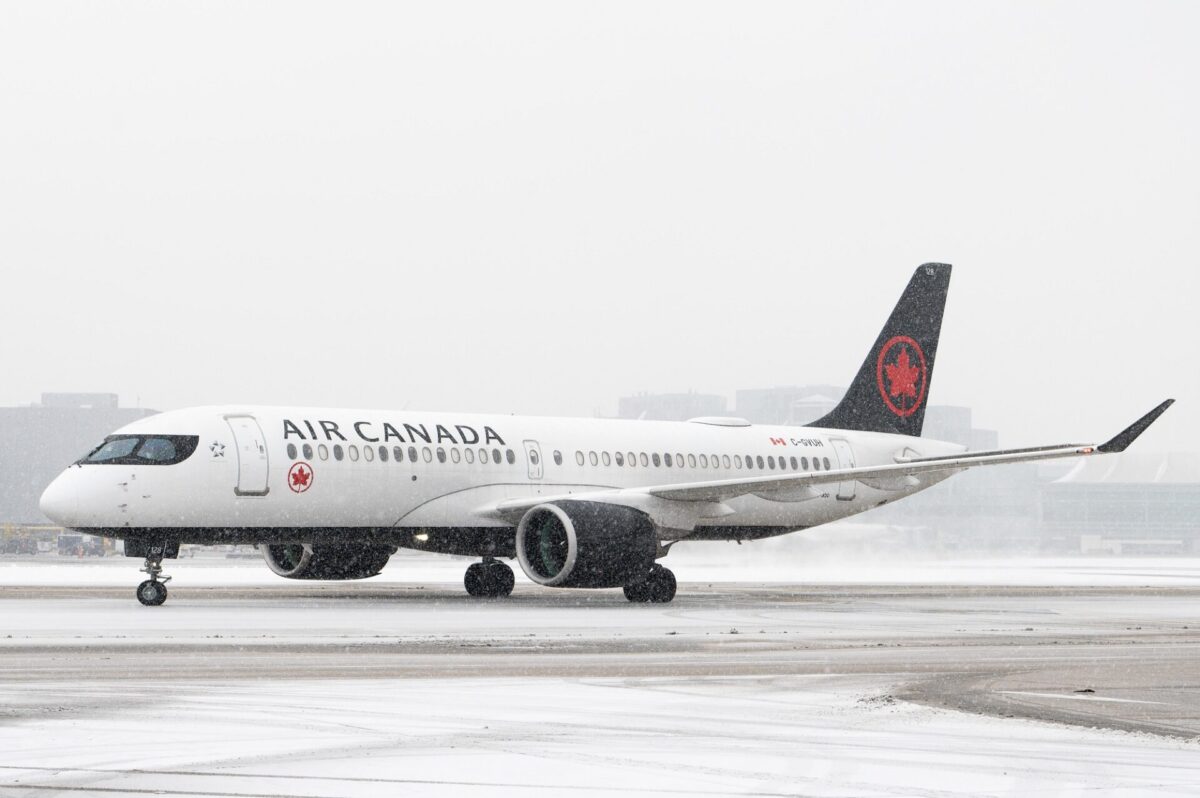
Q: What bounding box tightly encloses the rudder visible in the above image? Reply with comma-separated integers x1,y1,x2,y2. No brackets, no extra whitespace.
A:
809,263,951,437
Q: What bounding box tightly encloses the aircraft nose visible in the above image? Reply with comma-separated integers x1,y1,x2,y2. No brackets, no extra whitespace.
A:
40,472,79,525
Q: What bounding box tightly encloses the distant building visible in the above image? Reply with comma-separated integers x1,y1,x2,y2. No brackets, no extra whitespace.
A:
616,391,727,422
0,393,157,524
734,385,844,425
1042,453,1200,554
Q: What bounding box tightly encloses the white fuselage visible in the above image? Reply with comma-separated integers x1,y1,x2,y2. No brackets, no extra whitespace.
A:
40,406,963,550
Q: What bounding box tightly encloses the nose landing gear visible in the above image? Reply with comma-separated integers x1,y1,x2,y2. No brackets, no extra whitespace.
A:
135,551,172,606
464,558,515,598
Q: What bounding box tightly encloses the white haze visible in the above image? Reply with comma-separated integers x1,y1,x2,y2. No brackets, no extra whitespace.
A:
1,1,1195,451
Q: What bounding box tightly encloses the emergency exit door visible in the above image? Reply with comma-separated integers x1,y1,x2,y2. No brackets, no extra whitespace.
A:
523,440,544,480
227,415,270,496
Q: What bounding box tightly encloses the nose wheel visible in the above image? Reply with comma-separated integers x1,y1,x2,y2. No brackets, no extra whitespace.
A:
624,564,676,603
464,559,515,598
136,553,171,606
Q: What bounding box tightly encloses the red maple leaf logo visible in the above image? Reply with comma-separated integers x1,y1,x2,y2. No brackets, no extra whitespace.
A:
884,346,920,399
291,466,311,488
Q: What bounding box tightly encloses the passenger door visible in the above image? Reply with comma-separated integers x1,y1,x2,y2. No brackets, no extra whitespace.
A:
830,438,856,501
226,415,270,496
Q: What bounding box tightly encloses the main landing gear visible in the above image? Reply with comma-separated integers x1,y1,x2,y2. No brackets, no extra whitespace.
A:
136,552,171,606
464,559,515,598
624,563,677,604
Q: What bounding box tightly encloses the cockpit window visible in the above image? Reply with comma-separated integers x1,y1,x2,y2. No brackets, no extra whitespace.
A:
80,435,199,466
86,438,139,462
138,437,177,462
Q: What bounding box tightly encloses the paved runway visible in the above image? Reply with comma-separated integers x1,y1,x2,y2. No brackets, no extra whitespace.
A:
2,582,1198,736
1,577,1198,795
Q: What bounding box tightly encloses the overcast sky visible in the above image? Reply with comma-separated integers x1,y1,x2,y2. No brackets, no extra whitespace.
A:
2,1,1195,452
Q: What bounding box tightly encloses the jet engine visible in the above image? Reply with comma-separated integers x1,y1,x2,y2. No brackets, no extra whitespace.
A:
515,501,657,588
259,543,395,580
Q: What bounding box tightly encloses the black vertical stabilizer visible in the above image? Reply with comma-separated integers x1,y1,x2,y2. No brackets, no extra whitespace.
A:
809,263,951,437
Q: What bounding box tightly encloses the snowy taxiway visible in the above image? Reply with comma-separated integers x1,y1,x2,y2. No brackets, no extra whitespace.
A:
1,554,1198,796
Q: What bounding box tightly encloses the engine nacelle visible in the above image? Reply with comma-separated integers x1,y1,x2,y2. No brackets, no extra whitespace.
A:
259,543,394,580
515,501,657,588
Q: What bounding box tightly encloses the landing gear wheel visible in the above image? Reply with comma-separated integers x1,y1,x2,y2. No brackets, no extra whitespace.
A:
648,565,676,603
136,580,168,606
464,561,515,598
624,564,676,604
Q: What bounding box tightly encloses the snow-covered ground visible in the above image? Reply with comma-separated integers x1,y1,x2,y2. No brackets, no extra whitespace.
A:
1,555,1198,796
4,551,1200,588
2,675,1197,797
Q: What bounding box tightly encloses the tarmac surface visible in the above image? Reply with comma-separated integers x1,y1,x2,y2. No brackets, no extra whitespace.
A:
2,561,1200,796
2,581,1197,739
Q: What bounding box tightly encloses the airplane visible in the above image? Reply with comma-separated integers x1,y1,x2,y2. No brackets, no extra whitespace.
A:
38,263,1173,606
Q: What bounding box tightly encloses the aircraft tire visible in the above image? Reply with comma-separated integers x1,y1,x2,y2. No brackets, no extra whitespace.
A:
622,582,649,602
488,562,515,597
647,566,676,604
136,580,168,606
465,562,515,598
464,563,487,597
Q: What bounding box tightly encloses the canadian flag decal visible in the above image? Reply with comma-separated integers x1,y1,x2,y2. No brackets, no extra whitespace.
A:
769,437,787,446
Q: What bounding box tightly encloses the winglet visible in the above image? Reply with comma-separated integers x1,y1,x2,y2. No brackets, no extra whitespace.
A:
1097,399,1175,453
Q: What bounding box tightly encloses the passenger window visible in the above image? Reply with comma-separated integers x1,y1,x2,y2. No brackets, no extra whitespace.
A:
436,448,446,463
824,457,832,470
676,453,684,468
349,445,360,462
379,446,389,462
553,450,562,466
712,453,720,468
408,446,418,463
664,453,672,467
812,457,820,471
734,455,743,469
640,452,649,467
698,454,707,468
615,452,624,466
602,452,611,466
576,451,585,466
363,445,374,462
722,455,731,469
465,448,475,464
744,454,754,469
589,451,598,466
393,446,403,462
756,455,765,469
801,456,809,470
790,456,798,470
422,447,432,463
286,443,298,460
333,445,344,461
493,448,502,464
652,453,661,467
628,451,636,467
506,449,515,464
319,444,329,461
528,449,538,465
451,448,461,464
303,444,314,460
767,456,775,470
479,448,489,464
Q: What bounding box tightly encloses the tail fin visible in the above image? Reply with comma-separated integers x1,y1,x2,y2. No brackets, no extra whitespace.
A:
810,263,952,437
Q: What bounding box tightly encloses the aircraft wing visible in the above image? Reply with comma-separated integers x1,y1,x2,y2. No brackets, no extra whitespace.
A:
481,400,1173,524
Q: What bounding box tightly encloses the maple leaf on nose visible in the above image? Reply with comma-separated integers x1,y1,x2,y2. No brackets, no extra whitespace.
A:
885,347,920,399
